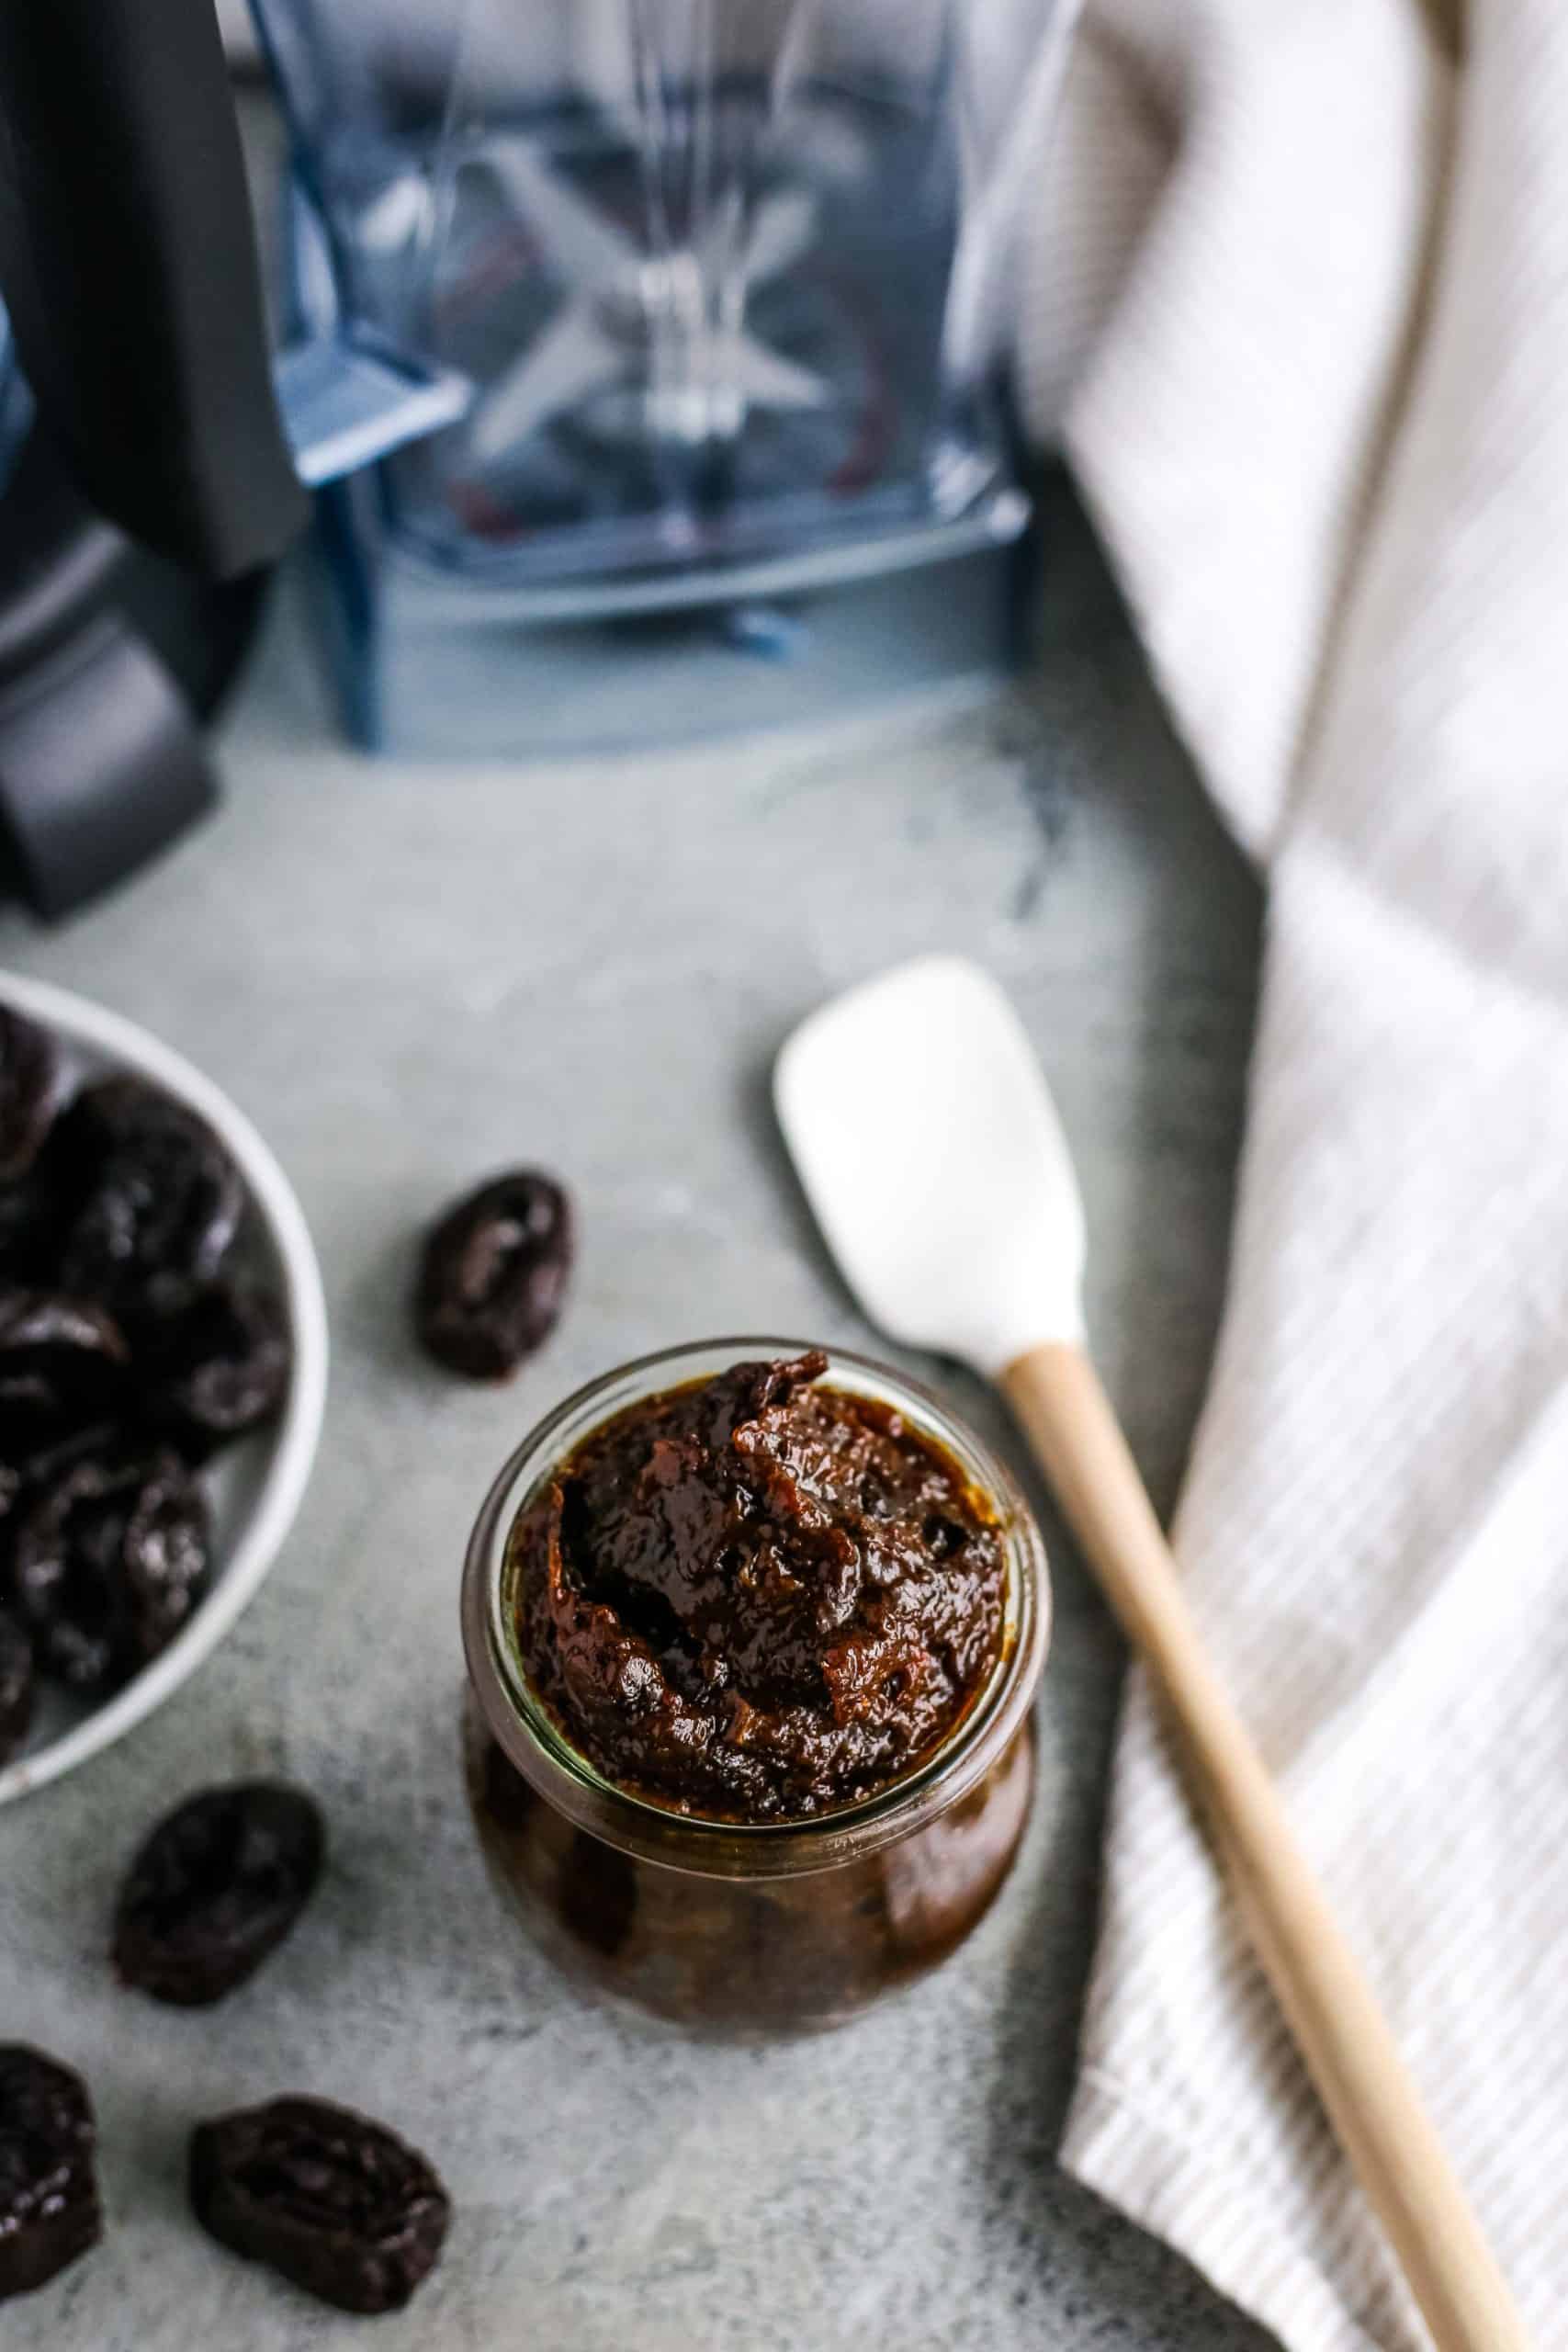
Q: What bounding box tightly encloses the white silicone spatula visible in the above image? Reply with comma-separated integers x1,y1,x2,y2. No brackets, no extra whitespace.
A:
775,956,1529,2352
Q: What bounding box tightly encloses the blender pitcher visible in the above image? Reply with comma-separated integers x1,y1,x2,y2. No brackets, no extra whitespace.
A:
254,0,1077,747
257,0,1062,578
0,0,1075,753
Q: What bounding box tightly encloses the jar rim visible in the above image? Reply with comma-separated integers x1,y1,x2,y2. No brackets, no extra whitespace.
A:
460,1336,1050,1879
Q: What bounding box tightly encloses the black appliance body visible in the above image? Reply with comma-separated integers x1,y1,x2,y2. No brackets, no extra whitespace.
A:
0,0,303,917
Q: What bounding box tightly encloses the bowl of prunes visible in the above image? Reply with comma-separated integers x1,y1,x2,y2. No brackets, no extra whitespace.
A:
0,973,327,1802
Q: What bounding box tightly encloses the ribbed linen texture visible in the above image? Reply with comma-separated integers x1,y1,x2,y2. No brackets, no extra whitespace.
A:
1010,2,1568,2344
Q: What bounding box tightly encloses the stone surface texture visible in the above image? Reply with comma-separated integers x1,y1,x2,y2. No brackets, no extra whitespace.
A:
0,477,1276,2347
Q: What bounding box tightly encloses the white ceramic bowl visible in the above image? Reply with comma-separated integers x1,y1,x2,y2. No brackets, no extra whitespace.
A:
0,971,328,1803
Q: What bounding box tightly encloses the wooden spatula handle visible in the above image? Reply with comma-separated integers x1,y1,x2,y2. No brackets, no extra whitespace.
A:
1002,1340,1530,2352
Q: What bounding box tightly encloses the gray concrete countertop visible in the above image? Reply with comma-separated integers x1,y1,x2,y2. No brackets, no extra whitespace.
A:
0,476,1276,2349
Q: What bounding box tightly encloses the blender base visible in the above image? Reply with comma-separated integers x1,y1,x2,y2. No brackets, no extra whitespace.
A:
305,481,1037,760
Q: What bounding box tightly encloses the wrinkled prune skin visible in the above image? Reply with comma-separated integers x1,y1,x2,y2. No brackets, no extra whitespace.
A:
189,2097,450,2313
131,1281,290,1459
51,1077,243,1313
415,1170,572,1380
1,1426,113,1580
0,1168,56,1282
0,2046,102,2301
114,1782,325,2006
0,1421,116,1532
0,1291,127,1443
11,1447,209,1691
0,1612,32,1767
0,1011,60,1187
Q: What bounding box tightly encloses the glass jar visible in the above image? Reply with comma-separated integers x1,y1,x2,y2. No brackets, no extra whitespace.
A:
460,1338,1049,2038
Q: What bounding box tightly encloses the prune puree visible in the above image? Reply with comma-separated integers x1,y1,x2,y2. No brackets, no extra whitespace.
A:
514,1351,1006,1822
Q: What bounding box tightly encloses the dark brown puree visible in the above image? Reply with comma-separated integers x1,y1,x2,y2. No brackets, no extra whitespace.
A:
512,1351,1006,1822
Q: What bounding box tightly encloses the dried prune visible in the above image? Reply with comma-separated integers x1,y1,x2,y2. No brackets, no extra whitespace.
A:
0,1611,32,1766
189,2097,450,2313
11,1446,209,1691
0,2046,102,2301
114,1782,324,2006
132,1281,289,1458
0,1010,60,1186
0,1290,127,1442
415,1169,572,1380
0,1168,58,1283
0,1421,117,1543
51,1076,243,1312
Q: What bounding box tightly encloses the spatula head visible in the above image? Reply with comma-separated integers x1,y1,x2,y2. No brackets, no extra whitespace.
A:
774,957,1086,1375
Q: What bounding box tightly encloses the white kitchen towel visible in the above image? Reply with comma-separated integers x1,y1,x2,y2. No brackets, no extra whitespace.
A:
1009,2,1568,2346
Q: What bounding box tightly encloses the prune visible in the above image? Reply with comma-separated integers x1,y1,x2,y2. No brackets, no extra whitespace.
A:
0,1611,32,1766
114,1782,324,2006
51,1076,243,1312
0,1010,60,1186
415,1169,572,1380
11,1446,209,1691
189,2097,450,2313
130,1280,289,1458
0,2046,102,2301
0,1290,127,1442
0,1420,116,1537
0,1168,57,1283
